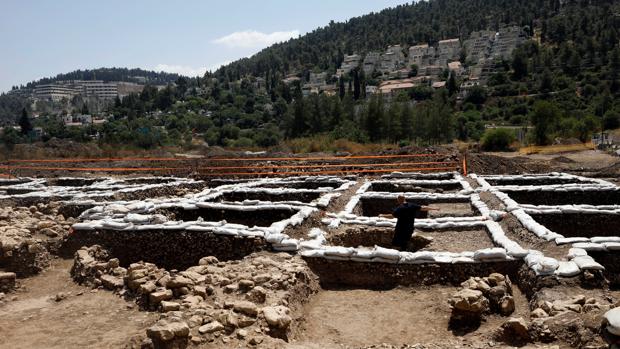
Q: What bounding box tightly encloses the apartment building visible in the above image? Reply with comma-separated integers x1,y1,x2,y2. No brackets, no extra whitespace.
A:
437,38,461,61
362,52,381,75
34,84,78,101
337,54,362,76
380,45,406,73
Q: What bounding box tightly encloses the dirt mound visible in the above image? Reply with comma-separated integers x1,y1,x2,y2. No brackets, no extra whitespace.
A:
595,161,620,177
551,156,576,164
468,153,551,175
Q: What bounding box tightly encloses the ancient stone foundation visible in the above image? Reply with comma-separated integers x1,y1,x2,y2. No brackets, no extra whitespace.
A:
62,230,269,270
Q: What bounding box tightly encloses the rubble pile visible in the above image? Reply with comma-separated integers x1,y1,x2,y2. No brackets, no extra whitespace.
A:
448,273,515,326
72,245,319,348
0,204,74,275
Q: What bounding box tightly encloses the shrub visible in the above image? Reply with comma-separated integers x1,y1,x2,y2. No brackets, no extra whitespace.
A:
481,128,516,151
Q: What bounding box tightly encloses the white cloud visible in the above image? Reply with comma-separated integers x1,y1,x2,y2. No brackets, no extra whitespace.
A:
213,30,300,48
154,64,208,77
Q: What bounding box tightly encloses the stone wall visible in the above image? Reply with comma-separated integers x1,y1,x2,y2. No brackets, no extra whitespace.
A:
303,257,523,289
358,197,474,217
61,229,269,270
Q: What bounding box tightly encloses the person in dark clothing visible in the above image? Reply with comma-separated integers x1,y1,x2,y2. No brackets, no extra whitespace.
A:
379,195,439,251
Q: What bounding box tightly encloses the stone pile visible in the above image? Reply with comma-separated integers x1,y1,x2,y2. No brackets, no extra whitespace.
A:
71,246,319,348
448,273,515,326
0,204,73,275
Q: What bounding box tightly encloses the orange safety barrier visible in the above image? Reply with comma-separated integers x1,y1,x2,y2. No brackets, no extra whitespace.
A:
6,153,451,163
197,166,461,177
197,161,456,171
7,161,459,173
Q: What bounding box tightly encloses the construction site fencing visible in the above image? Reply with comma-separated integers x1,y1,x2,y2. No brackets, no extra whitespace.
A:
0,153,466,178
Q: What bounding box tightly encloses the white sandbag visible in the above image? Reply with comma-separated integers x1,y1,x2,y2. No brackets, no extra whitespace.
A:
572,242,606,252
102,220,131,230
125,213,151,224
604,308,620,336
352,249,376,259
555,237,589,245
72,222,96,231
350,257,373,263
567,248,588,260
555,261,581,277
572,256,605,270
265,233,286,244
603,242,620,251
324,246,354,257
537,257,559,273
373,246,400,260
591,236,620,243
370,257,398,264
451,256,475,263
474,248,507,261
433,255,453,263
308,228,324,239
300,249,325,258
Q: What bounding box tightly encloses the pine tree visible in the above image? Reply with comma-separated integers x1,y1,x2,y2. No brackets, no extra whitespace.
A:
18,108,32,136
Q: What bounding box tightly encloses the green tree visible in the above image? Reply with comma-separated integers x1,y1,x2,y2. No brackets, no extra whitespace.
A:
18,108,32,136
530,101,560,145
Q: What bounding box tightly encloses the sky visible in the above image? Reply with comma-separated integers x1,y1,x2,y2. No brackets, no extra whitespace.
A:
0,0,412,93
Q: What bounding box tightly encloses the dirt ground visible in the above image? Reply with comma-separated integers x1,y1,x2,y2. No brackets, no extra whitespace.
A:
0,259,157,349
292,285,532,348
417,229,495,253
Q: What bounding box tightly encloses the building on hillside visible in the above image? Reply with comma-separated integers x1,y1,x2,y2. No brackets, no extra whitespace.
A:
282,75,301,85
117,82,144,99
308,72,327,86
363,52,381,75
432,81,446,89
379,45,406,73
77,80,118,99
438,38,461,61
378,78,416,96
448,61,465,77
463,30,495,63
365,85,378,95
408,44,431,69
337,54,362,76
491,26,528,60
420,65,444,77
34,84,78,101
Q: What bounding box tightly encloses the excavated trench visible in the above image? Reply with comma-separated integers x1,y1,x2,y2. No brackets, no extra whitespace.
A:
486,177,594,186
368,181,462,193
46,178,103,187
217,190,323,203
529,213,620,238
121,177,177,185
256,181,343,190
504,189,620,205
356,197,478,218
156,206,299,227
62,229,268,270
326,226,496,253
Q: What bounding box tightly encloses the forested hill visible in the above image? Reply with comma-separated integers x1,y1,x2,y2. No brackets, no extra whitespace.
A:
214,0,558,80
14,68,182,90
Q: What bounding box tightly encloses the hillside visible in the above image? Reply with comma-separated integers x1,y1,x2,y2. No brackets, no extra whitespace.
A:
215,0,552,79
14,67,182,90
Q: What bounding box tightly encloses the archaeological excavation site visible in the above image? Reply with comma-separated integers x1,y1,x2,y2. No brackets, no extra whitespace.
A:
2,161,620,349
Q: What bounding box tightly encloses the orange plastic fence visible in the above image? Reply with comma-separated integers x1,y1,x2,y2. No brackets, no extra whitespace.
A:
197,167,461,177
2,152,465,176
